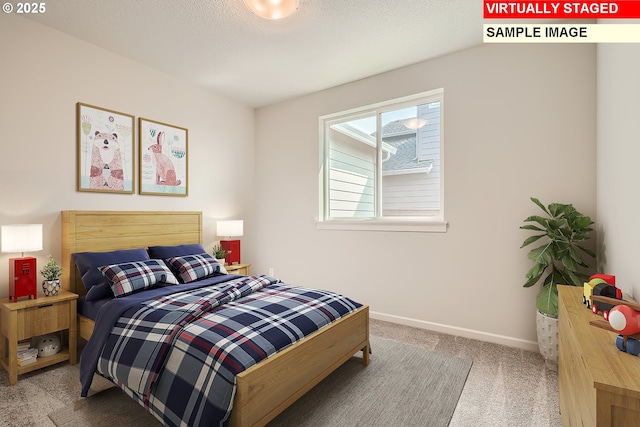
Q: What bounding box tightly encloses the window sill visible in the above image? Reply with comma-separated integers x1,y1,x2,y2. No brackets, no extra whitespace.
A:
316,219,448,233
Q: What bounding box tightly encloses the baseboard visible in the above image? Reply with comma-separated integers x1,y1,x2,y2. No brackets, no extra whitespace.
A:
370,311,540,353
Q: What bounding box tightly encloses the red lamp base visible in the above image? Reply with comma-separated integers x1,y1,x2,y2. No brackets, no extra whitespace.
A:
9,257,37,302
221,240,241,265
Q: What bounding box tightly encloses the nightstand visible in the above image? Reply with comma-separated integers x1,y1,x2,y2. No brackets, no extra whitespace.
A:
225,263,251,275
0,289,78,385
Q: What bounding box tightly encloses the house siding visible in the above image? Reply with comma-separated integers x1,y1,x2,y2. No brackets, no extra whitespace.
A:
382,103,441,214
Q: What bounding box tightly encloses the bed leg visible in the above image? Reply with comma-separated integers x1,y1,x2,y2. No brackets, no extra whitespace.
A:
362,342,370,366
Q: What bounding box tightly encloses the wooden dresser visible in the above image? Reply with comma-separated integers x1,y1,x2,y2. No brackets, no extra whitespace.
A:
559,285,640,426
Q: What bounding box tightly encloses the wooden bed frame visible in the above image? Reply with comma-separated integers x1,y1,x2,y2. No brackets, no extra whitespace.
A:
60,210,370,427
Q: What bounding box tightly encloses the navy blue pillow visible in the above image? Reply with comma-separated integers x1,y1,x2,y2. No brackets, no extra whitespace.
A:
73,248,150,301
146,244,208,259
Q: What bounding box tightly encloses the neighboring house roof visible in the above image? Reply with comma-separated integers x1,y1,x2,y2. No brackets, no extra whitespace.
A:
332,123,397,155
331,120,432,173
377,121,432,172
379,120,416,138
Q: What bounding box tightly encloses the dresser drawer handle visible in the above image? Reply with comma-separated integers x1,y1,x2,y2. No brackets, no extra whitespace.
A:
38,304,53,308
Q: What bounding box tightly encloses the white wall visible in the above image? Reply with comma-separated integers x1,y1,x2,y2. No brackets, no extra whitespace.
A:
0,15,255,297
597,42,640,299
250,43,597,349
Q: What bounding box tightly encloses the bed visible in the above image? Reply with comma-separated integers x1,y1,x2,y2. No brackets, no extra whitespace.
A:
60,210,370,427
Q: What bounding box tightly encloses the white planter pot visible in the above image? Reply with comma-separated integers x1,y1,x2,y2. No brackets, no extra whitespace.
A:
216,258,226,266
536,310,558,371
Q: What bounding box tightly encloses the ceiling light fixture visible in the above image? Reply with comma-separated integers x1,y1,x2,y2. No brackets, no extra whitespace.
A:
243,0,300,20
403,118,427,129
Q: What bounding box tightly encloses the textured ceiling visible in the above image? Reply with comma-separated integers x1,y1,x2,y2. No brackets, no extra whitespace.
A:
25,0,484,107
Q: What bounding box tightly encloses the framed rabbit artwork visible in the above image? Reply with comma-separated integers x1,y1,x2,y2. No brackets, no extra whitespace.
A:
76,103,135,194
139,118,188,196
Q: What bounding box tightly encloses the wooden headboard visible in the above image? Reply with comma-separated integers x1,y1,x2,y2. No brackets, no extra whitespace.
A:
61,210,202,297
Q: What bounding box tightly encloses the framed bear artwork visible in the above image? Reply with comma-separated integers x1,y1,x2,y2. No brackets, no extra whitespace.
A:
138,118,188,197
76,102,135,194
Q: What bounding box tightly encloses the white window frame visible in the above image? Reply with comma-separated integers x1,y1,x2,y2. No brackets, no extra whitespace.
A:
317,88,447,233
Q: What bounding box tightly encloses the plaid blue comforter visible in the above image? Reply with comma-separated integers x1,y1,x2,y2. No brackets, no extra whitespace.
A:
93,275,361,427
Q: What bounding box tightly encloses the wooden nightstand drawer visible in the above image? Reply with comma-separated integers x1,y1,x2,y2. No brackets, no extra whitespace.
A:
16,301,70,340
226,263,251,275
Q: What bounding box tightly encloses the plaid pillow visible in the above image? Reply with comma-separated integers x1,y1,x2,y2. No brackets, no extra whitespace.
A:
99,259,179,297
166,253,221,283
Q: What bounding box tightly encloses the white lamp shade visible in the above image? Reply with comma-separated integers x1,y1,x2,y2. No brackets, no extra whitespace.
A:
1,224,43,254
217,220,243,238
243,0,299,19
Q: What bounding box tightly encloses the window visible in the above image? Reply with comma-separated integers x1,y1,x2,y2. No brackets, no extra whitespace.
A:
318,89,445,232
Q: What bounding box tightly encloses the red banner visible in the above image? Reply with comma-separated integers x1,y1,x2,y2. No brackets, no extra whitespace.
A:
484,1,640,19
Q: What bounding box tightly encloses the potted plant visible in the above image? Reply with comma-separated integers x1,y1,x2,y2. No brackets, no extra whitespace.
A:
520,197,595,370
40,254,62,296
213,244,227,266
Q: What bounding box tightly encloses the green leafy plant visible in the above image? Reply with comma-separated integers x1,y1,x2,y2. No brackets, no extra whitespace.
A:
213,244,227,259
521,197,595,316
40,254,62,281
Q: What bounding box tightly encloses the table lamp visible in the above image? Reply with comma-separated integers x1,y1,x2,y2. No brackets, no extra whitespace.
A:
1,224,43,302
217,220,243,265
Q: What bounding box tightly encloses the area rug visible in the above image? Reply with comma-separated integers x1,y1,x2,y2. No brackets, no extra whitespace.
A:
48,336,472,427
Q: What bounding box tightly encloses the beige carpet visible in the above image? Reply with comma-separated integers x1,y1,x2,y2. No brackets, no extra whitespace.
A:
48,387,161,427
48,336,472,427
